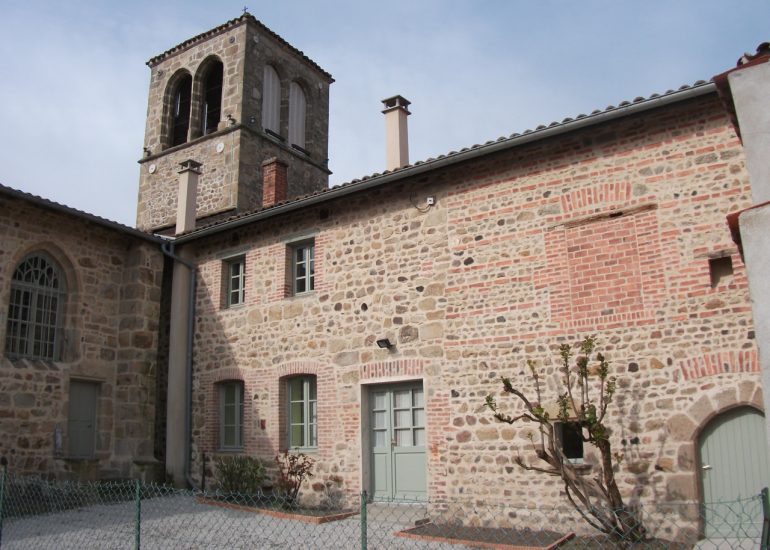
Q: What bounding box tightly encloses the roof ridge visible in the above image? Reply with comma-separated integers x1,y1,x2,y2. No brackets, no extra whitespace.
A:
0,182,160,243
179,78,717,239
146,12,333,81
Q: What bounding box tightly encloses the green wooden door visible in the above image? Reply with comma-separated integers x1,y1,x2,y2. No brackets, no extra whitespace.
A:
699,407,770,538
371,383,426,500
68,380,99,458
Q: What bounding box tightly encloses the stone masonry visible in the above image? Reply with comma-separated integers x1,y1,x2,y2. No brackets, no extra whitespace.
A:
0,189,166,480
136,14,332,231
180,90,759,510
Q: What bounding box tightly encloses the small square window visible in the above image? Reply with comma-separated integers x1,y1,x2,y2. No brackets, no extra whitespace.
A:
556,422,584,464
219,381,244,450
709,256,733,288
291,241,315,295
224,257,245,307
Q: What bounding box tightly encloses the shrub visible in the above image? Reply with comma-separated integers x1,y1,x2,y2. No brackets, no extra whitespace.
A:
213,455,266,495
274,449,314,506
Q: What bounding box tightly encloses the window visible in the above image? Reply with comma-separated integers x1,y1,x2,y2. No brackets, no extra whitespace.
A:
5,253,66,360
556,422,584,464
287,376,317,449
262,65,281,135
219,382,244,450
288,81,306,149
170,74,192,146
225,257,245,307
709,256,733,288
201,61,223,135
291,241,314,294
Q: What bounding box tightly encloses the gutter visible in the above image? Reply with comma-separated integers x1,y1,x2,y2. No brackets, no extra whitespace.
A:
174,82,717,244
160,240,198,490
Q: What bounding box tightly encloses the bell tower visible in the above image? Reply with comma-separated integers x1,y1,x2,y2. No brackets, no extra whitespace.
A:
136,13,333,232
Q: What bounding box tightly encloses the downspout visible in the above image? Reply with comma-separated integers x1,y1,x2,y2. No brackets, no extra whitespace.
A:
160,240,198,490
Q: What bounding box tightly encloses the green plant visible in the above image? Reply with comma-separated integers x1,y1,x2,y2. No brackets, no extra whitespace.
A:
275,449,314,505
484,336,646,543
213,455,266,495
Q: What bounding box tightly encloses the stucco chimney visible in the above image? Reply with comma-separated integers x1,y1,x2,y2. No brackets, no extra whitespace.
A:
262,157,288,207
382,95,411,171
175,159,202,235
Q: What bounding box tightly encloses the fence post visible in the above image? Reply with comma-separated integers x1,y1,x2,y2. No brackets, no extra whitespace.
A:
761,487,770,550
0,457,7,548
134,479,141,550
360,490,367,550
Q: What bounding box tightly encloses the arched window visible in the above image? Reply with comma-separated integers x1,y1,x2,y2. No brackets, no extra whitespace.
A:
200,61,223,136
171,74,192,146
288,81,306,149
5,253,66,360
262,65,281,135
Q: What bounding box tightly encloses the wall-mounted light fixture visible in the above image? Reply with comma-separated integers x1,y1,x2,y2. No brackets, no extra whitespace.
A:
376,338,394,350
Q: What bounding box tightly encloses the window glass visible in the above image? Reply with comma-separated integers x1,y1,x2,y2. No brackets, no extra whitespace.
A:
287,376,317,449
226,257,245,307
201,61,223,135
292,242,315,295
171,74,192,146
5,254,66,360
219,382,243,449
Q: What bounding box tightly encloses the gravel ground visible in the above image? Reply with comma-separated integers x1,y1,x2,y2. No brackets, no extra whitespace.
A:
2,495,466,549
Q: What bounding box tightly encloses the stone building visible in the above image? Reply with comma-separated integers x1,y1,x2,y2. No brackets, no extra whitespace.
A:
1,13,769,536
0,184,166,480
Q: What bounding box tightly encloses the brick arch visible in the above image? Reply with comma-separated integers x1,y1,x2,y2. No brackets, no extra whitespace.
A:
276,361,321,379
677,350,758,381
359,359,424,381
560,182,632,216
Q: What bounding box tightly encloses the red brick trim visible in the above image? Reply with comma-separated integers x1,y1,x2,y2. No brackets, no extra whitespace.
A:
678,350,758,381
359,359,424,380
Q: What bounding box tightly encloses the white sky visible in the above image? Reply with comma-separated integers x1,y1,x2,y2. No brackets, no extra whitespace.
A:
0,0,766,227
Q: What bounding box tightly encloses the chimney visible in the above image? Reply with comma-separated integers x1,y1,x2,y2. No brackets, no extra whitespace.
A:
175,159,202,235
381,95,411,171
262,157,288,207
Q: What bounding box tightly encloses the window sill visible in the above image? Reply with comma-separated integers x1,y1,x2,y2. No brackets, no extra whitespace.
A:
215,448,245,455
283,447,317,455
287,291,316,301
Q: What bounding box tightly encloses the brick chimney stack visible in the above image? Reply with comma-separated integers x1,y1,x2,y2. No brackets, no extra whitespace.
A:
262,157,288,208
175,159,202,235
382,95,411,171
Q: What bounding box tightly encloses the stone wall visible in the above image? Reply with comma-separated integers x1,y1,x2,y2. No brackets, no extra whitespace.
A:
182,92,759,509
136,18,331,231
0,194,166,480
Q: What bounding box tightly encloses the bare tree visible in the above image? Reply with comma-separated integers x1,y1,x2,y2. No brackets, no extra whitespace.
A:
484,336,646,542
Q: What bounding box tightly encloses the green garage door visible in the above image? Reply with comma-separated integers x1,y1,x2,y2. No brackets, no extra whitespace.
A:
371,383,426,501
699,407,770,538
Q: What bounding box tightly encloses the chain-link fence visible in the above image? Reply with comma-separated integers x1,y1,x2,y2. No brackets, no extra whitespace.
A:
0,467,768,549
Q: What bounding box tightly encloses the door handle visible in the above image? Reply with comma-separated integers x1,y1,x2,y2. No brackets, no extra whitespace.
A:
702,464,712,471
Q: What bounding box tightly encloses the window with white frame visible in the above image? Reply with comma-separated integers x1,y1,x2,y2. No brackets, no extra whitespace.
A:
291,241,314,295
287,376,316,449
5,253,66,360
219,381,244,450
556,421,584,464
225,257,245,307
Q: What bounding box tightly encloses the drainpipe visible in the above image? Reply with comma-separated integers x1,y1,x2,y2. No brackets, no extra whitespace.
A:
160,240,198,490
